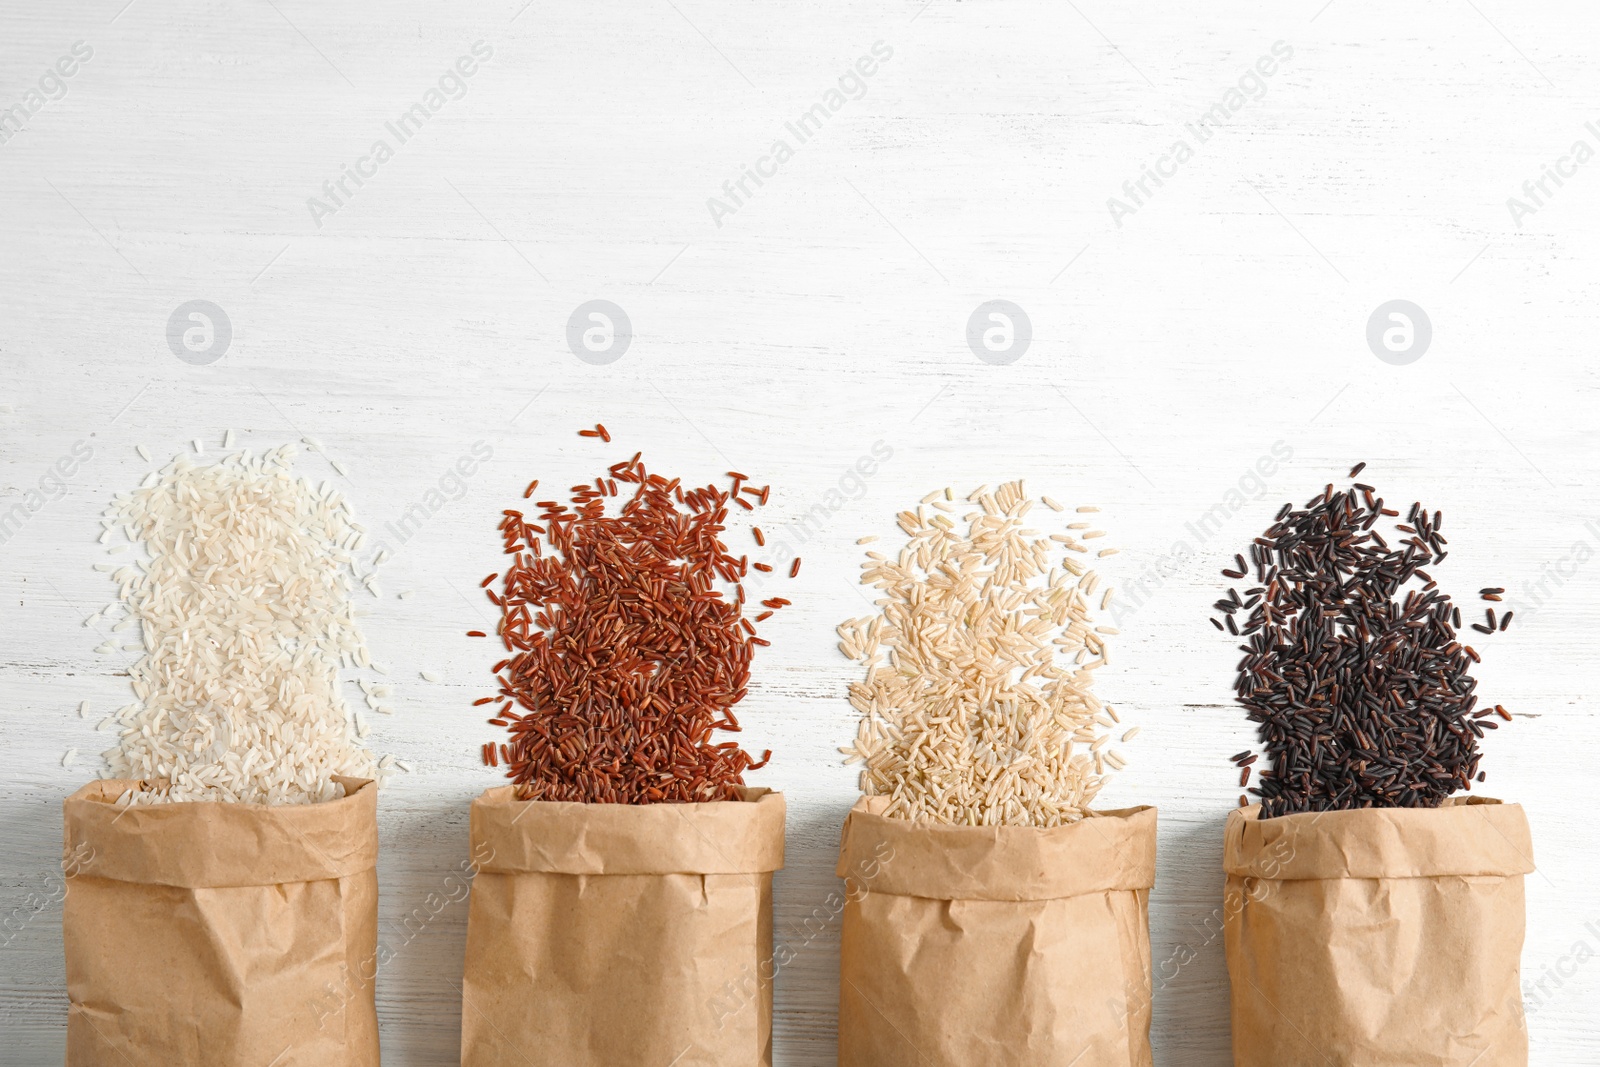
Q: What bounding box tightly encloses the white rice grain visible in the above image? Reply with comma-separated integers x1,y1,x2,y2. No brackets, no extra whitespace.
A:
99,443,380,805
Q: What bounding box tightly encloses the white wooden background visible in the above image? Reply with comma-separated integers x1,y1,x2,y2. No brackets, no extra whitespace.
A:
2,0,1597,1062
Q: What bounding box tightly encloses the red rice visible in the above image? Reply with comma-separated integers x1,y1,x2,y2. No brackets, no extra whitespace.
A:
481,434,793,802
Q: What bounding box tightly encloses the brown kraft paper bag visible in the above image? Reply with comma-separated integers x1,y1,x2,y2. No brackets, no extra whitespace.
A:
1224,797,1535,1067
836,797,1158,1067
61,776,380,1066
460,786,785,1067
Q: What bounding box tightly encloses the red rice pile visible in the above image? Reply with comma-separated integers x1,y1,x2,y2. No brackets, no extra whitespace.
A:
481,436,782,803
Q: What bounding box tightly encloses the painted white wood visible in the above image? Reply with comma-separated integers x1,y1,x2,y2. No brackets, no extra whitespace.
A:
1,0,1597,1062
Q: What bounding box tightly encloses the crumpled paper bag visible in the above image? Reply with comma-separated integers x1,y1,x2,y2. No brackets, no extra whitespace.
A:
836,797,1158,1066
62,776,380,1066
461,786,785,1067
1224,797,1534,1066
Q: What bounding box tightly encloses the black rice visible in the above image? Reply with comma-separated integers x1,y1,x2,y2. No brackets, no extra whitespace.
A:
1213,465,1515,819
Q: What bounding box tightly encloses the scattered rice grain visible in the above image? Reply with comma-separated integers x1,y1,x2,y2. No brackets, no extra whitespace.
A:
97,443,379,805
839,483,1131,827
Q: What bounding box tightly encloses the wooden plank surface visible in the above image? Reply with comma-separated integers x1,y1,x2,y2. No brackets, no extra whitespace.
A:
1,0,1596,1062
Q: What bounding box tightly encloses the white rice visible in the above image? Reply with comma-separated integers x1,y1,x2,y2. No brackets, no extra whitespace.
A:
839,480,1132,827
101,443,380,805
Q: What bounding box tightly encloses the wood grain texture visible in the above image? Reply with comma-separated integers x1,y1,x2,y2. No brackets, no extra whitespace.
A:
2,0,1597,1062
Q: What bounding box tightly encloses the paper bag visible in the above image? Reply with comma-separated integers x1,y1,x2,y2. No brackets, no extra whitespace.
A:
835,798,1158,1067
460,786,786,1067
61,776,380,1066
1224,798,1534,1066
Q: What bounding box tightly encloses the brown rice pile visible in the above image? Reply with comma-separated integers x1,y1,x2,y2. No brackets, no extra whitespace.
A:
838,481,1130,826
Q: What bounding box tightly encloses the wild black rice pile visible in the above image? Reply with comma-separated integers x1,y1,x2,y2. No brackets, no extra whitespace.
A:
479,427,787,804
1215,465,1513,819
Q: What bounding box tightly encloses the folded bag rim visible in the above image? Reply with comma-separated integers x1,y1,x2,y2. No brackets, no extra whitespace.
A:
61,775,378,889
835,796,1157,901
471,785,786,875
1223,796,1535,881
